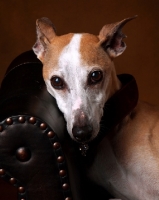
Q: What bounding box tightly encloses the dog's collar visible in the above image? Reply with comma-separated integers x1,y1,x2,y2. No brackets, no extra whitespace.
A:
79,74,139,155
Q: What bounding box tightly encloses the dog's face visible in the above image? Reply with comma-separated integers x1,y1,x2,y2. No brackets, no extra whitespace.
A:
33,17,136,143
41,33,114,142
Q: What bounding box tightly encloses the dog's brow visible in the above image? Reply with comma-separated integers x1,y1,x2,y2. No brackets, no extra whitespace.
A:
58,34,82,64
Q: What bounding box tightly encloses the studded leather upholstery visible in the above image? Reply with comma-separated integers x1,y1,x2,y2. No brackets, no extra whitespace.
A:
0,51,113,200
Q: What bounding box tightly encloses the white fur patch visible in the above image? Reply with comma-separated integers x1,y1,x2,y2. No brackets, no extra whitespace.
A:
72,97,82,111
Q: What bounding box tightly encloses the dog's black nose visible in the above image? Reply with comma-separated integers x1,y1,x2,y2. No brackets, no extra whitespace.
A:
72,125,93,142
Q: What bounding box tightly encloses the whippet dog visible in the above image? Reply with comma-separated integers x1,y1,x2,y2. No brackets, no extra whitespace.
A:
33,16,159,200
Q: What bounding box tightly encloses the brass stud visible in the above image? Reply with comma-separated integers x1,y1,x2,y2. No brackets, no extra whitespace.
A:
6,118,13,125
62,183,69,190
0,169,5,175
29,117,36,124
18,186,25,193
0,125,3,132
40,123,47,130
18,116,25,123
16,147,31,162
65,198,72,200
57,156,64,163
59,170,66,177
9,177,16,184
47,131,55,138
53,142,61,149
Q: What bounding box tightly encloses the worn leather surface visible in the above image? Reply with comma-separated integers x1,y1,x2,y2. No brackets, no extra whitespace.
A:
0,117,65,200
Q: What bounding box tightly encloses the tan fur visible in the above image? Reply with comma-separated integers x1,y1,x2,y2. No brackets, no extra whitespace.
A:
79,33,121,98
42,34,74,80
87,101,159,199
80,33,108,67
112,102,159,165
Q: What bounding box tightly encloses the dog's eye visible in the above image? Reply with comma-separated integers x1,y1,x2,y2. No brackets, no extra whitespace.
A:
50,76,64,89
88,70,103,85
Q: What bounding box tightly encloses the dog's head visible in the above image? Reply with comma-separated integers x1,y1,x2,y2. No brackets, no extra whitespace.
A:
33,16,136,143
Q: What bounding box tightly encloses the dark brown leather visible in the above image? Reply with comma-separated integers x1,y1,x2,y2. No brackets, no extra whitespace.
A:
0,116,67,200
0,50,113,200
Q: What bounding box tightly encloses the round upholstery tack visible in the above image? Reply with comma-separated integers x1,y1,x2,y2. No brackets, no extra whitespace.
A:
65,197,72,200
10,177,16,184
18,186,25,193
0,169,5,175
29,117,36,124
47,131,55,138
53,142,61,149
62,183,69,190
18,116,26,123
57,156,64,163
16,147,31,162
6,118,13,125
59,170,67,177
40,123,47,130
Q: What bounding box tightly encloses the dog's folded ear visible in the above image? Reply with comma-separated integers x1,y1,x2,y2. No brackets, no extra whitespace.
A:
98,16,137,58
32,17,56,61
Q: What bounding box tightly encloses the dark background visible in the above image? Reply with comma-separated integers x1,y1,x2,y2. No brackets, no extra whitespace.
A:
0,0,159,105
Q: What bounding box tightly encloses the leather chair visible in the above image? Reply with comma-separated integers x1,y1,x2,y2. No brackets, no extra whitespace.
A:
0,51,113,200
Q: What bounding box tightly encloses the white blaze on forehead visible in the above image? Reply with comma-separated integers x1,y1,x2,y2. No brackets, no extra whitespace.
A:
58,34,82,70
55,33,88,114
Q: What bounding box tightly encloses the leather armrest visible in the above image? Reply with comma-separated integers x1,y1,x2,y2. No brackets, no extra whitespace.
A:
0,51,113,200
